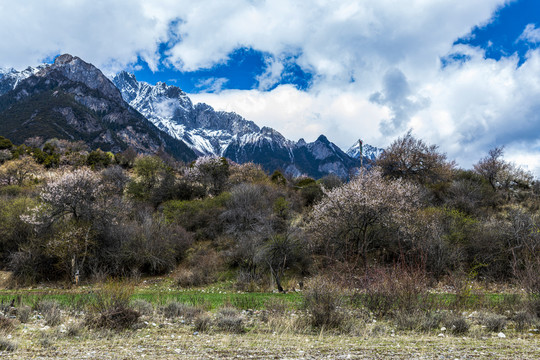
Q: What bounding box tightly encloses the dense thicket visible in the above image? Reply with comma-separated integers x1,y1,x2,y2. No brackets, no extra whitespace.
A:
0,135,538,291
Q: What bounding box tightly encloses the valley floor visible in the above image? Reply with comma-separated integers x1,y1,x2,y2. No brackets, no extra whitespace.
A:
1,326,539,359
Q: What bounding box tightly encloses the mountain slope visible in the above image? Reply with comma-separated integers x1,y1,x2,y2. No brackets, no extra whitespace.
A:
113,72,363,178
0,55,196,162
347,141,384,162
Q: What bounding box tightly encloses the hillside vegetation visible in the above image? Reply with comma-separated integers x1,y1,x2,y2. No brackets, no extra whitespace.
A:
0,132,539,358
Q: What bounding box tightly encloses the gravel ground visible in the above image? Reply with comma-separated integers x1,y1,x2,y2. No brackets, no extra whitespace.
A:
0,313,538,359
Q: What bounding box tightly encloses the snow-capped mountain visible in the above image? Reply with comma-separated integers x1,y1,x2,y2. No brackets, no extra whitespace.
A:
1,59,371,178
0,55,196,161
113,72,363,178
347,141,384,162
0,65,47,96
113,71,261,157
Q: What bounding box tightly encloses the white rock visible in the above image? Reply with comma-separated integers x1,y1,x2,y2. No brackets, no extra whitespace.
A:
498,332,506,338
440,327,446,331
438,333,445,337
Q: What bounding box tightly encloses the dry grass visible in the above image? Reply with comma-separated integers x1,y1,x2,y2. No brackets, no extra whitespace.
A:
0,318,537,359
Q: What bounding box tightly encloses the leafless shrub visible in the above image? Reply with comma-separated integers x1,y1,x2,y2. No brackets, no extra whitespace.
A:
161,302,202,320
66,321,84,337
0,316,14,333
17,306,31,323
130,299,153,317
302,276,344,329
193,314,212,332
37,300,62,326
513,311,534,332
444,314,469,335
176,245,223,288
480,313,507,332
86,281,140,330
215,307,244,333
394,310,443,332
0,338,16,351
355,266,430,316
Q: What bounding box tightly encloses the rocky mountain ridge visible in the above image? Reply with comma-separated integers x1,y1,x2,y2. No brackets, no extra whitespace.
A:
0,55,196,162
113,72,371,178
0,55,380,178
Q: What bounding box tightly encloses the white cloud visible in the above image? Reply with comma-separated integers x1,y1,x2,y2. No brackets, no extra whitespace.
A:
518,23,540,44
5,0,540,175
195,77,229,93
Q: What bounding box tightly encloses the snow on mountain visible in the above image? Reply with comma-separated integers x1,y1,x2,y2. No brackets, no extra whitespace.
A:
347,141,384,161
0,62,373,178
113,71,264,157
0,54,196,161
113,71,365,178
0,65,48,96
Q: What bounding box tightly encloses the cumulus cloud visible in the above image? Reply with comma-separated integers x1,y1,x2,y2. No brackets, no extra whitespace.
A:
4,0,540,175
195,77,229,93
369,69,430,135
518,23,540,44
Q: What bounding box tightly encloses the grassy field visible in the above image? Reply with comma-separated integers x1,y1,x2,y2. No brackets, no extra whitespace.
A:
0,278,539,359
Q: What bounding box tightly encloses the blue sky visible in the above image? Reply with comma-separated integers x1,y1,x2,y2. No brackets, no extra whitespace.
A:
1,0,540,174
132,0,539,93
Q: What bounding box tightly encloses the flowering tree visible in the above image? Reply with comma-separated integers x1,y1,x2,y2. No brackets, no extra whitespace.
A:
184,156,230,195
0,156,43,186
21,168,110,280
306,169,421,267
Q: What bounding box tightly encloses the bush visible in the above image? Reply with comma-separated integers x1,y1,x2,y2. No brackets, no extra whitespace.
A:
93,307,140,331
0,338,16,352
481,313,507,332
193,314,212,332
513,311,534,332
355,266,429,316
394,311,442,332
37,300,62,326
44,305,62,327
444,315,470,335
130,299,154,317
0,316,14,333
215,307,244,333
161,302,201,320
87,281,140,330
176,245,223,288
17,305,31,323
163,193,230,240
66,321,84,337
302,276,344,329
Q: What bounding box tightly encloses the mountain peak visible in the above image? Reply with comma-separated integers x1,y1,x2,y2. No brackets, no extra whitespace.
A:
316,134,330,144
54,53,76,65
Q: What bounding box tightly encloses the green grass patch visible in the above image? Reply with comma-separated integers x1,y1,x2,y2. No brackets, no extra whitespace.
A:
0,289,302,311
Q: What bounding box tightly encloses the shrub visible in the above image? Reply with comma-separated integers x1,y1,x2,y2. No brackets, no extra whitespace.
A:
176,245,223,288
66,321,84,337
193,314,212,332
130,299,154,317
0,316,14,333
0,338,16,352
394,310,442,332
215,307,244,333
302,276,344,329
17,305,31,323
513,311,534,332
444,315,470,335
44,305,62,327
355,266,430,316
161,302,201,320
37,300,62,326
87,281,140,330
481,313,507,332
93,307,140,330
